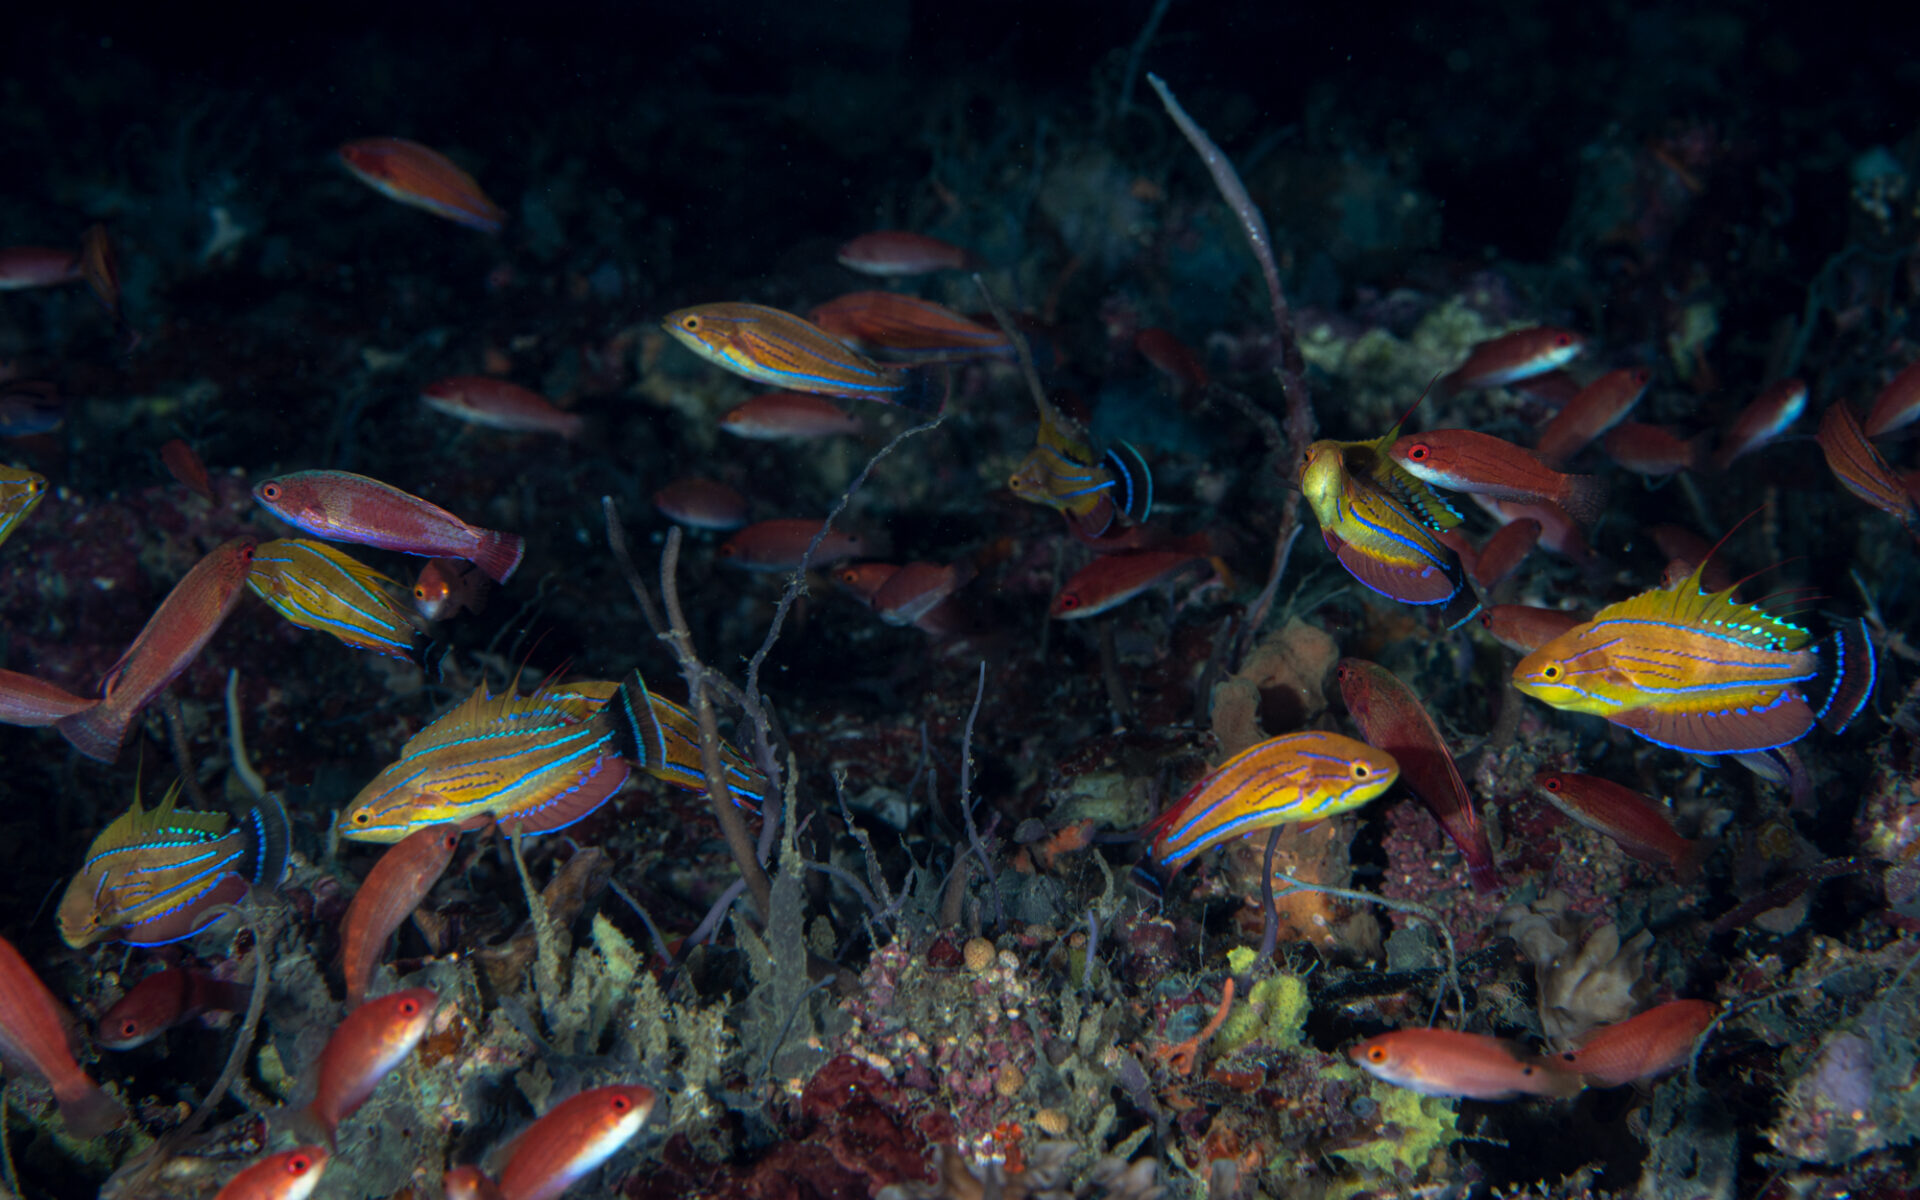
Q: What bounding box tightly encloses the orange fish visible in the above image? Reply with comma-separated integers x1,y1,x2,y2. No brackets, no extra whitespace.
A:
411,557,490,622
421,377,582,438
1350,1028,1581,1099
338,138,504,233
1714,378,1806,469
835,230,974,276
1533,772,1703,881
1558,999,1717,1087
720,392,862,440
719,519,871,571
493,1085,656,1200
254,471,524,583
304,988,439,1141
664,302,944,412
98,966,250,1050
0,935,127,1137
1441,326,1585,394
1863,360,1920,438
0,246,81,289
211,1146,330,1200
1467,517,1541,589
1478,604,1584,653
340,825,462,1006
652,478,749,530
871,560,975,626
443,1166,506,1200
1050,534,1219,619
161,438,215,500
0,667,97,726
1337,659,1498,892
1390,429,1607,524
1535,367,1651,465
809,291,1011,360
1817,402,1920,536
1302,435,1477,624
1602,422,1698,476
57,537,258,763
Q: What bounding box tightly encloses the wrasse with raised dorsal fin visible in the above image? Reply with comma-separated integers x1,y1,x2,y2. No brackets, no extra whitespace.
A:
1512,558,1875,757
338,137,503,233
0,464,47,550
247,538,421,662
1817,401,1920,537
809,291,1011,361
663,302,945,413
1008,404,1152,540
340,681,629,843
611,671,768,810
1144,731,1398,871
1389,428,1608,525
57,781,291,948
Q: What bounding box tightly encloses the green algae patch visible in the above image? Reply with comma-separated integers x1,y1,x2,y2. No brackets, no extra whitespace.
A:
1215,971,1309,1053
1324,1061,1459,1179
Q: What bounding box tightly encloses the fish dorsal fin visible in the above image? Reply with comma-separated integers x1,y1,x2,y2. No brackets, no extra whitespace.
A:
1593,562,1812,651
398,685,507,755
298,539,399,590
88,780,230,857
1348,431,1464,531
1036,406,1098,467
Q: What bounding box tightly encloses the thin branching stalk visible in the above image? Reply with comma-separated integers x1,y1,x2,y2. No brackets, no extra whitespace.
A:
1265,867,1463,1021
957,662,1002,927
156,691,208,809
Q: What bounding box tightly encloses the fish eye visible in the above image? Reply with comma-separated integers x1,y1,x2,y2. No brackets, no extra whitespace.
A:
1407,443,1429,461
1632,369,1651,385
1059,594,1080,610
610,1095,632,1112
352,811,371,825
1367,1046,1387,1063
1541,664,1561,680
261,483,280,500
398,998,420,1016
680,315,701,331
414,586,428,599
1544,777,1562,791
119,1019,139,1037
1478,613,1493,628
1555,333,1573,347
1353,764,1370,778
443,834,459,850
27,479,44,494
287,1154,315,1174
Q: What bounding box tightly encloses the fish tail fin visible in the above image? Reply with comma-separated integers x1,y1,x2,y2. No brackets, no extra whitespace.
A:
611,670,664,771
1104,442,1154,524
890,364,950,415
1557,472,1610,526
54,1080,126,1140
1814,617,1875,734
470,531,525,584
243,791,293,888
55,700,131,763
1440,583,1486,633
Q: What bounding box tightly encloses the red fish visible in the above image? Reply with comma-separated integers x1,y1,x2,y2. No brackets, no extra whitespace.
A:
1558,999,1717,1087
719,392,862,440
338,138,504,233
1441,326,1585,394
835,230,974,276
1337,658,1499,893
1646,525,1734,591
494,1085,657,1200
651,478,749,530
0,668,97,726
719,519,870,571
411,558,490,621
444,1166,506,1200
1135,327,1209,395
1714,378,1806,469
422,377,583,438
0,935,126,1137
1478,605,1584,653
1863,360,1920,438
1817,402,1920,536
809,291,1011,360
1050,534,1220,619
1535,367,1651,466
0,246,81,289
1513,368,1582,409
1390,430,1607,524
1533,772,1703,881
871,560,974,626
79,224,128,330
161,438,215,500
57,538,258,763
833,562,900,606
1602,423,1698,476
340,825,462,1006
304,988,439,1141
1470,495,1595,566
1350,1028,1581,1099
212,1146,330,1200
1468,518,1541,589
253,471,524,582
98,966,251,1050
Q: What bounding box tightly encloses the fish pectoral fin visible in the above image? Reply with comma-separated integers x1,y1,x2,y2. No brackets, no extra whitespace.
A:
1327,533,1463,607
1610,696,1815,756
496,757,631,837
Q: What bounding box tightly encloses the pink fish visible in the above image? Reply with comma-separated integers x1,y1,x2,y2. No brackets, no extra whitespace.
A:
253,471,524,582
1468,518,1541,589
835,230,974,276
411,558,490,621
1135,328,1209,395
1351,1028,1581,1100
57,538,257,763
1818,402,1920,535
494,1085,656,1200
1441,327,1585,394
1391,429,1608,525
652,478,749,530
0,668,98,726
162,438,216,500
1559,999,1717,1087
871,560,974,627
303,988,439,1141
1714,378,1806,469
1535,367,1651,465
1863,360,1920,438
1478,604,1585,653
211,1147,330,1200
98,966,251,1050
1602,422,1698,476
422,377,583,438
1050,534,1219,619
0,246,81,290
720,392,861,440
339,138,504,233
1533,772,1703,880
719,519,870,571
0,935,126,1137
1470,494,1596,567
339,825,462,1006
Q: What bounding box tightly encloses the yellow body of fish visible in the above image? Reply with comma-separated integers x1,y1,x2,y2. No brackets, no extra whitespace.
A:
664,302,939,412
1146,731,1399,869
1303,432,1471,615
1008,408,1151,535
247,538,419,660
0,466,48,551
341,682,630,842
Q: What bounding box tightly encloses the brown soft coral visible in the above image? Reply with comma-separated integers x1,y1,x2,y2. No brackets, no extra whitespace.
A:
1498,890,1652,1044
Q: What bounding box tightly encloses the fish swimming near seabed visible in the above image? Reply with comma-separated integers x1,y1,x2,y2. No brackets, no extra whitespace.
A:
248,538,421,662
338,138,504,233
1009,404,1153,540
611,671,769,809
253,470,524,583
664,302,945,413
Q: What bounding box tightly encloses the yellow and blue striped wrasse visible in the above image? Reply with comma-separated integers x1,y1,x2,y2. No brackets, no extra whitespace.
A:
57,781,290,948
0,466,47,551
1145,731,1399,871
1008,405,1152,539
663,302,945,413
1303,432,1479,628
340,680,630,843
247,538,422,662
1816,401,1920,538
610,671,769,810
1512,557,1875,756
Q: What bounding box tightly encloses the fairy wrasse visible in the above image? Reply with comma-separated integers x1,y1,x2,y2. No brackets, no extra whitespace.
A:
1532,772,1703,881
1010,406,1153,539
809,291,1011,360
1817,402,1920,537
1714,378,1807,470
411,557,490,621
1440,326,1585,394
1302,437,1479,628
720,392,862,440
57,537,257,763
1602,422,1698,477
339,138,504,233
303,989,439,1141
835,230,974,276
1145,731,1399,871
160,438,214,500
1389,429,1608,525
253,471,524,583
1864,360,1920,438
248,539,420,662
0,935,127,1138
0,245,81,289
1478,604,1585,653
664,302,944,413
0,465,47,551
494,1085,657,1200
339,824,462,1006
1050,535,1217,619
719,518,871,571
611,671,768,810
1557,999,1717,1088
0,667,96,726
98,966,251,1050
1512,559,1875,756
1535,367,1651,466
422,377,582,438
1337,658,1499,892
652,478,749,531
1350,1029,1580,1100
212,1147,330,1200
58,782,291,948
340,682,629,843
